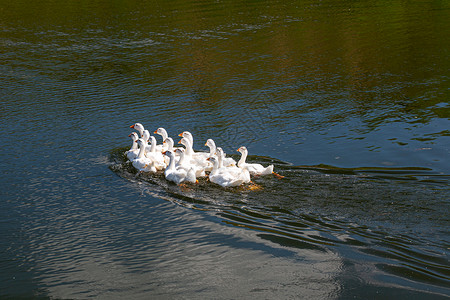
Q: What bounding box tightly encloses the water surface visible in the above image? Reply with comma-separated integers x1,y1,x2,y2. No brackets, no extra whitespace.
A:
1,0,449,298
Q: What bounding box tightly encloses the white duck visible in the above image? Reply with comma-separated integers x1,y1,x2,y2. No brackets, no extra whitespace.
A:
130,123,145,137
132,138,157,173
164,150,197,185
125,132,140,161
237,146,274,176
175,148,206,177
145,136,166,170
207,156,250,187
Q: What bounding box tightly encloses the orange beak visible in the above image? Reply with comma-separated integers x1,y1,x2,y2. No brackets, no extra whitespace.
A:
162,151,167,155
178,133,183,137
128,133,133,137
178,139,183,144
130,124,135,128
154,130,158,134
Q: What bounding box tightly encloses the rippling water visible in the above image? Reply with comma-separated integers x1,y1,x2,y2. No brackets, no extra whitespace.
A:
1,0,449,298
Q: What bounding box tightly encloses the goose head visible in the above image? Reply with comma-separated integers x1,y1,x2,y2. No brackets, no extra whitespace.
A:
130,123,145,136
162,150,174,158
178,137,192,149
178,131,194,145
205,138,215,148
216,147,225,157
174,148,185,155
237,146,248,154
154,127,168,139
206,156,219,168
163,137,174,150
136,138,147,148
128,132,139,142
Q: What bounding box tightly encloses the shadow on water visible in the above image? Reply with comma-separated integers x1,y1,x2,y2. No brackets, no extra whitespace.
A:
109,146,450,293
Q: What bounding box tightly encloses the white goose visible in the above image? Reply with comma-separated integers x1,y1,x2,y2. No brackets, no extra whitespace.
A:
164,150,197,185
130,123,145,137
125,132,140,161
145,136,166,170
216,147,244,177
237,146,274,176
132,138,156,173
154,127,169,151
179,137,210,170
207,156,250,187
175,148,206,177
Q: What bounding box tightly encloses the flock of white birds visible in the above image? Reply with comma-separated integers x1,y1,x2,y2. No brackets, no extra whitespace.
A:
125,123,280,187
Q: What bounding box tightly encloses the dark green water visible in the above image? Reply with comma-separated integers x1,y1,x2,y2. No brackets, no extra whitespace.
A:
1,0,449,298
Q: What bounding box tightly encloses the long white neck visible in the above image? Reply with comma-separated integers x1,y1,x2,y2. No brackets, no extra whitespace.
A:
167,153,176,171
177,151,186,166
186,134,194,148
165,138,174,151
183,139,194,157
238,149,248,167
149,136,157,153
208,140,216,156
210,159,219,175
130,139,138,151
137,143,146,159
161,129,168,140
137,126,145,138
217,151,224,169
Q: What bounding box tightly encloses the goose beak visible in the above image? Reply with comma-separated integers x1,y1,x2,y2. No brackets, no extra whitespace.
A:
162,151,167,155
154,130,158,134
178,133,183,137
178,139,183,144
128,133,132,137
206,157,211,161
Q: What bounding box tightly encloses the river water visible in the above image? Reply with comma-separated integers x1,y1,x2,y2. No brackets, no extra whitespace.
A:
1,0,449,298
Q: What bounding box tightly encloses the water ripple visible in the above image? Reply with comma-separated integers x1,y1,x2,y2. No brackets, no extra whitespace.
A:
108,146,450,293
